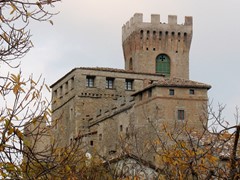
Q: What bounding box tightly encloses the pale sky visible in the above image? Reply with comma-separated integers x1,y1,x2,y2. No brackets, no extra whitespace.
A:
13,0,240,125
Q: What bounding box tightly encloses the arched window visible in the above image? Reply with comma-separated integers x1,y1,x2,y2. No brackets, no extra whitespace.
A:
156,54,170,76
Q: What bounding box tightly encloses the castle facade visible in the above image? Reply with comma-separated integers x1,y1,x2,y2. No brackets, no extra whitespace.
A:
50,13,211,161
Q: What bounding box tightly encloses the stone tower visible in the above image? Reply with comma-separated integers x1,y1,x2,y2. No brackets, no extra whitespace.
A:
122,13,192,79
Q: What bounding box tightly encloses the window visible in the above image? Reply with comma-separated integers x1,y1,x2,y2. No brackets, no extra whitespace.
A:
156,54,170,76
129,58,133,70
70,77,74,90
120,125,123,132
153,31,156,39
178,110,185,120
139,93,142,101
106,78,114,89
65,82,68,94
54,90,57,97
70,107,74,121
140,30,143,39
59,86,63,97
169,89,174,96
189,89,195,95
99,134,102,141
90,140,94,146
125,79,133,90
86,76,95,87
147,30,150,39
148,89,152,98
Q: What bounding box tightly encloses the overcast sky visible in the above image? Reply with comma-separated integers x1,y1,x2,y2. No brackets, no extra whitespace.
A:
14,0,240,125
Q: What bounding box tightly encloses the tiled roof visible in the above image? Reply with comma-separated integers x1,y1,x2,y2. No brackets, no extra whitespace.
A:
50,67,165,88
78,67,165,76
79,67,127,73
132,78,211,96
155,78,211,89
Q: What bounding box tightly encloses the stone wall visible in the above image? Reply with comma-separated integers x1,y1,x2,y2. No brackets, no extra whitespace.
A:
122,13,192,79
50,68,165,147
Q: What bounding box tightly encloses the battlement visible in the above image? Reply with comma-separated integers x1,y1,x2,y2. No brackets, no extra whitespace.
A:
122,13,192,42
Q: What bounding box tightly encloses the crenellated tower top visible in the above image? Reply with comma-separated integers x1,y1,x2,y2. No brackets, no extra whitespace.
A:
122,13,192,41
122,13,193,79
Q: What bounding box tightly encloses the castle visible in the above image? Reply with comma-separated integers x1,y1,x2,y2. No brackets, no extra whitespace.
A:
50,13,211,161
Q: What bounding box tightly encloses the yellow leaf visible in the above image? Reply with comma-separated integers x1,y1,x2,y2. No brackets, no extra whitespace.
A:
65,165,71,172
8,127,14,136
0,145,4,152
36,2,42,9
3,33,9,43
0,16,4,22
6,163,15,171
10,74,18,82
13,85,19,95
15,129,23,139
26,12,31,17
10,2,17,15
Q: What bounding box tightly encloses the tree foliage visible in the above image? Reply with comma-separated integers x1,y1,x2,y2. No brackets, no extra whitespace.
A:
151,105,240,179
0,0,59,66
0,1,240,179
0,0,64,179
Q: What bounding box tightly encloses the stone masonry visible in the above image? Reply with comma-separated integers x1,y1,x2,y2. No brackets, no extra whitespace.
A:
50,13,211,162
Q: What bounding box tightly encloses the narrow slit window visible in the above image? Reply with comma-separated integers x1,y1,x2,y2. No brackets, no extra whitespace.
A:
153,31,156,39
99,134,102,141
120,125,123,132
129,58,133,70
140,30,143,39
59,86,63,97
147,30,150,39
70,77,74,90
148,89,152,98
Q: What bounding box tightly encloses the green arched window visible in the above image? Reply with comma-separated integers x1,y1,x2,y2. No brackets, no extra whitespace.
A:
156,54,170,76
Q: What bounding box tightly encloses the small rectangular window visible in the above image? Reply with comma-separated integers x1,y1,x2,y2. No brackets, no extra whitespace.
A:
54,90,57,97
178,110,185,120
70,77,74,90
90,140,94,146
189,89,195,95
59,86,63,97
106,78,114,89
65,82,69,94
169,89,174,96
125,79,133,90
86,76,95,87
